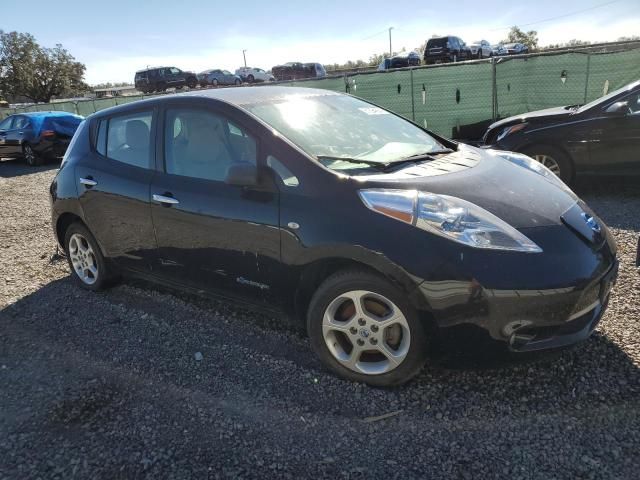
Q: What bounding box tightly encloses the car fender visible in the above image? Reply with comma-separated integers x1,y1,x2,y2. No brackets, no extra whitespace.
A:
286,241,431,311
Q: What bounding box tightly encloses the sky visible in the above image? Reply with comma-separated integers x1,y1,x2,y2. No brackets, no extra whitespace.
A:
2,0,639,85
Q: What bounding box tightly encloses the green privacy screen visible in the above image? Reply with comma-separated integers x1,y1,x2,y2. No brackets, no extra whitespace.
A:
2,47,639,139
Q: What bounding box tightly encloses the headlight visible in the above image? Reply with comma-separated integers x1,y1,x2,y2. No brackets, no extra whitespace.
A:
358,189,542,253
496,123,527,142
489,150,574,194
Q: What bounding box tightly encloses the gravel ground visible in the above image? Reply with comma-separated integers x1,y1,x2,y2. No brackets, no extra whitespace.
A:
1,159,639,479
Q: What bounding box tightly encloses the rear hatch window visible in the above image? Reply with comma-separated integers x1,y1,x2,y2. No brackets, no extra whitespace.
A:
427,38,448,49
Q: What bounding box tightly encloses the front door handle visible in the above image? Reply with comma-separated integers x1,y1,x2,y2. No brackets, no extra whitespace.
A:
153,193,180,205
79,177,97,187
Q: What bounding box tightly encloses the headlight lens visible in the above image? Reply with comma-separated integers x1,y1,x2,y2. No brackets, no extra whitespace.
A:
358,189,542,253
496,123,527,142
489,149,574,194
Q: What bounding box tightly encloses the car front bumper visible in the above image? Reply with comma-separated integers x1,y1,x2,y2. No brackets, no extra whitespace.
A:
411,221,618,353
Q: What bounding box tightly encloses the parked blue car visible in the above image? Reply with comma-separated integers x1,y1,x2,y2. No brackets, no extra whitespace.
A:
197,69,243,87
0,112,83,166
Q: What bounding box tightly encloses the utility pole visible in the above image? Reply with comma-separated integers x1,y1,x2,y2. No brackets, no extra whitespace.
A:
242,49,247,68
388,27,394,57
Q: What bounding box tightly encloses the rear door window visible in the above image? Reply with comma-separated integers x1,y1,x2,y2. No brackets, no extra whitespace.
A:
105,111,153,168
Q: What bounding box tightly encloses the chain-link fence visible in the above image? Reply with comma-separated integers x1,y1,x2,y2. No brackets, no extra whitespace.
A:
2,45,639,141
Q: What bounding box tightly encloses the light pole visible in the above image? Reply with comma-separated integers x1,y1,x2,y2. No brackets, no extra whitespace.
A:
242,49,247,68
388,27,394,57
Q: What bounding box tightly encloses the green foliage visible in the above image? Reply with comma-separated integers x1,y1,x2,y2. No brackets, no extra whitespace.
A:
91,82,132,89
0,30,88,103
503,26,539,51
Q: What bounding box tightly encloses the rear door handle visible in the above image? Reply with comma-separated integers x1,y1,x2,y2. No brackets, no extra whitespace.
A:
79,177,97,187
153,193,180,205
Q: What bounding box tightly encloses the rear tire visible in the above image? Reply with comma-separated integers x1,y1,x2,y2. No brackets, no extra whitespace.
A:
212,79,219,87
234,78,241,86
247,74,255,83
64,222,118,291
307,269,428,387
23,143,42,166
187,77,197,89
521,145,574,184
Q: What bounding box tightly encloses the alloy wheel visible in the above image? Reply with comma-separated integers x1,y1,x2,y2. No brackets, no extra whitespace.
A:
24,145,35,165
68,233,99,285
534,154,562,176
322,290,411,375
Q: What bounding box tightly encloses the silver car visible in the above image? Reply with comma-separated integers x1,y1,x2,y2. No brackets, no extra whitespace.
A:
469,40,493,59
198,69,243,87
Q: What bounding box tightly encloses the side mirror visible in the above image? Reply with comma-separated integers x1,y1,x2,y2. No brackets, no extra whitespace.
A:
605,101,630,116
225,163,258,186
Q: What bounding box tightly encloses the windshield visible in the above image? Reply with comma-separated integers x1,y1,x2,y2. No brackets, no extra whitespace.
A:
577,81,640,113
244,94,447,172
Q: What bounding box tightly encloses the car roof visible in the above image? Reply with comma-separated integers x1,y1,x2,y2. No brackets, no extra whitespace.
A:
89,86,342,119
12,111,83,119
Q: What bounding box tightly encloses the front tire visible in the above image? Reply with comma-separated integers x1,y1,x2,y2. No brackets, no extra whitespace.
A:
247,74,255,83
64,222,117,291
307,270,428,387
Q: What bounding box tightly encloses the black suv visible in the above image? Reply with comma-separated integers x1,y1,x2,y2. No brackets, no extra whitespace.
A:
423,36,470,65
271,62,327,81
134,67,198,94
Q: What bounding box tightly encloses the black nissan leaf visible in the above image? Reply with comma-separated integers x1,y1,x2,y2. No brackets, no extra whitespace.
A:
50,87,618,386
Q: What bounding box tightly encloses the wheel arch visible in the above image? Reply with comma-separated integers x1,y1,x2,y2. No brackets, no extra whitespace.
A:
55,212,85,252
293,256,432,330
517,141,576,166
517,141,576,180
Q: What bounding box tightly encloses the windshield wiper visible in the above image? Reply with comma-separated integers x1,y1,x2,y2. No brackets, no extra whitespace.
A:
316,155,388,169
401,148,454,159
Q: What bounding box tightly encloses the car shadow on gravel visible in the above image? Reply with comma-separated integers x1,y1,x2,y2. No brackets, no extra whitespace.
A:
2,274,640,479
3,275,639,399
0,158,59,178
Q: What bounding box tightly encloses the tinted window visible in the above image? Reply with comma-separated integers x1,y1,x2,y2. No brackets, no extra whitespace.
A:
164,108,257,181
14,116,30,129
0,116,13,130
627,92,640,113
427,38,447,48
96,119,107,156
106,111,152,168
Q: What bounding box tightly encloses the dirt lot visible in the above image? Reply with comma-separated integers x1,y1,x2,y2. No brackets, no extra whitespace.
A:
1,160,639,479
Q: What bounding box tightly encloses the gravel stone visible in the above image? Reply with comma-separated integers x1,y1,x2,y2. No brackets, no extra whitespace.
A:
0,162,639,479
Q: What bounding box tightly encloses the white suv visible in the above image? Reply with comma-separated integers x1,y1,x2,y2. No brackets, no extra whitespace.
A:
235,67,275,83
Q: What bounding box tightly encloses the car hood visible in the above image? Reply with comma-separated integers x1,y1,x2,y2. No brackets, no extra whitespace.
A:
488,106,574,131
354,145,578,229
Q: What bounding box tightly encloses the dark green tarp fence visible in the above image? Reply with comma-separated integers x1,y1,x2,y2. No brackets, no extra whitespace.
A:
2,47,639,140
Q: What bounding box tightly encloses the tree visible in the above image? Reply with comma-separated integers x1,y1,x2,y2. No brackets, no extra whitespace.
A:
92,81,132,89
503,26,539,51
0,30,88,103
